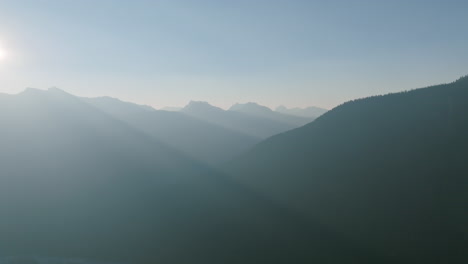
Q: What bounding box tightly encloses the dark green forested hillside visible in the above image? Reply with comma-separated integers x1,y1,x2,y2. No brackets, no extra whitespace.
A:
227,76,468,264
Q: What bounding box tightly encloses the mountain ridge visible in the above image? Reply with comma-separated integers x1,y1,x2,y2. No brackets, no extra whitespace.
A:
275,105,328,118
0,86,385,263
182,100,306,138
226,76,468,264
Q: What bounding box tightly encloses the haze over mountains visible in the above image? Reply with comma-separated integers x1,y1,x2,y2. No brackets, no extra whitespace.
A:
275,105,328,118
181,101,313,138
162,102,327,119
0,76,467,264
0,87,380,264
2,0,467,263
86,96,320,164
160,106,183,112
0,90,313,166
82,96,258,165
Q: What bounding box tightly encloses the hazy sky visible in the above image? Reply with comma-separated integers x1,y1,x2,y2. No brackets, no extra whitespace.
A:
1,0,467,109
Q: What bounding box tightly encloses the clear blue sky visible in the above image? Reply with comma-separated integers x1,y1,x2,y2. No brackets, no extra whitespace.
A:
1,0,467,109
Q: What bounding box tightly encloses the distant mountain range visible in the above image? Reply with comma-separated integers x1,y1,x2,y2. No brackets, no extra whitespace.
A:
182,101,313,138
226,76,468,263
275,105,328,118
0,87,378,264
161,102,328,119
82,96,259,165
229,102,315,126
0,90,318,166
81,96,316,164
1,76,467,264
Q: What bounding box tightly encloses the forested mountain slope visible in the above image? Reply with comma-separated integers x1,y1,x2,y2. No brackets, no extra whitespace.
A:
227,76,468,264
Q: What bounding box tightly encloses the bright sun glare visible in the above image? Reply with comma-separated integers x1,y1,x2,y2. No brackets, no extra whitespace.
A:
0,48,6,60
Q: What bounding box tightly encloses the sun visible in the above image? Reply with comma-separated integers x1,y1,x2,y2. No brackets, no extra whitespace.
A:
0,48,7,60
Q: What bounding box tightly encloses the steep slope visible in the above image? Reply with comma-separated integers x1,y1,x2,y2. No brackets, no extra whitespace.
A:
0,88,385,264
227,76,468,264
83,96,259,165
182,101,302,138
276,105,328,118
229,102,313,126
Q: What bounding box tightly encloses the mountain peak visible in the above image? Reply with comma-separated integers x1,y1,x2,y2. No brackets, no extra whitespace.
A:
47,87,66,93
20,87,73,98
187,100,212,107
182,101,224,113
229,102,273,114
229,102,313,126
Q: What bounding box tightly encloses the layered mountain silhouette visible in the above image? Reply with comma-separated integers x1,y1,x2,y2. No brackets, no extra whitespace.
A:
226,76,468,264
81,96,259,165
78,96,313,165
0,88,385,264
182,101,311,138
275,105,328,118
229,102,314,126
2,76,467,263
